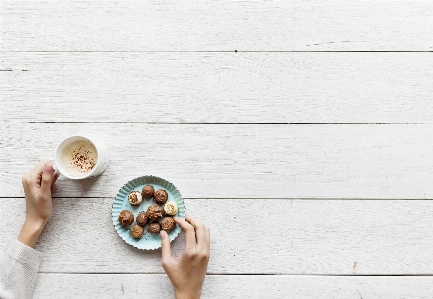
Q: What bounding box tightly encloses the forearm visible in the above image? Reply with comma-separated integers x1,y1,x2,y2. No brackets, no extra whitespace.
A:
17,219,46,249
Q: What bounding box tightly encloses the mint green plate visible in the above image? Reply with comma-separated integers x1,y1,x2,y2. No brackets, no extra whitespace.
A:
112,176,185,250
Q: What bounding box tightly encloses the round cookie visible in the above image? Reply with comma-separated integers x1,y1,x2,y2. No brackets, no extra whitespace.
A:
148,222,161,234
146,204,164,221
118,210,134,227
161,217,176,231
154,189,168,205
130,224,144,239
141,185,155,198
128,190,143,206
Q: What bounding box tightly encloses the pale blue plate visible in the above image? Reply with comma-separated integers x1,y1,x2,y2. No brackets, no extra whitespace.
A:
112,175,185,250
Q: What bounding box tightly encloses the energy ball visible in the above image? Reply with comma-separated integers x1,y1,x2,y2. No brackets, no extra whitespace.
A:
141,185,155,198
136,212,149,226
154,189,168,205
128,190,143,206
130,224,144,239
163,201,178,216
148,222,161,234
118,210,134,227
146,204,163,221
161,217,176,231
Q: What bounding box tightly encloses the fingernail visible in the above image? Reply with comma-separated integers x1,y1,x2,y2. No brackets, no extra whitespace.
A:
44,165,53,173
160,231,166,240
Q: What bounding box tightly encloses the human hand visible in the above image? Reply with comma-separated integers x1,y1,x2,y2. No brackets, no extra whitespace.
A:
18,159,59,248
160,216,210,299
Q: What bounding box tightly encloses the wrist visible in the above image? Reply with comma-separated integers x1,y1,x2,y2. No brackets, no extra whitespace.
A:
17,218,46,248
175,289,201,299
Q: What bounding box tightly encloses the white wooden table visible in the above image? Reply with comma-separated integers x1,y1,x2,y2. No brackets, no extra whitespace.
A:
1,1,433,298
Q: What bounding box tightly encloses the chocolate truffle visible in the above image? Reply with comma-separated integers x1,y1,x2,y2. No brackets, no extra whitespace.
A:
148,222,161,234
154,189,168,204
128,190,143,206
164,201,178,216
146,204,164,221
141,185,155,198
118,210,134,226
130,224,144,239
136,212,148,226
161,217,176,231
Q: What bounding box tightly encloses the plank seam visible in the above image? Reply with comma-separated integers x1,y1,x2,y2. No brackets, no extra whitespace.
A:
24,122,433,125
37,273,433,276
3,197,433,200
2,51,433,53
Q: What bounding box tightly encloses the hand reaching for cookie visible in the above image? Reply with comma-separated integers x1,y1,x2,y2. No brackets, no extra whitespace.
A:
18,159,59,248
160,216,210,299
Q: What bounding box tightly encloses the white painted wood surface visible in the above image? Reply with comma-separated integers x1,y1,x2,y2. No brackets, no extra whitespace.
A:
2,123,433,199
2,0,433,297
1,1,433,51
33,274,433,299
2,52,433,123
2,198,433,274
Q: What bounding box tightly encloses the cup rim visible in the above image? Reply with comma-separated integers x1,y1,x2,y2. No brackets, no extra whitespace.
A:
55,135,101,179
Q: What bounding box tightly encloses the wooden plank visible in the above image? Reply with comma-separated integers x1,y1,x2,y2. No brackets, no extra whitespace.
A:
33,274,433,299
2,52,433,123
1,1,432,51
2,198,433,274
2,123,433,199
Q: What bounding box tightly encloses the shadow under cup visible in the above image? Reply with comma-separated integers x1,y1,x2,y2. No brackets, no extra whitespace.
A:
55,135,109,180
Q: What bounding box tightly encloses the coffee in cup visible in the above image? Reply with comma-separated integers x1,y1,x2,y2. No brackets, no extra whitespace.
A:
55,135,109,179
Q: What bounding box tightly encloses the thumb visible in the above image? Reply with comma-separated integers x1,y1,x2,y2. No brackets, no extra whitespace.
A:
40,164,54,194
160,230,173,268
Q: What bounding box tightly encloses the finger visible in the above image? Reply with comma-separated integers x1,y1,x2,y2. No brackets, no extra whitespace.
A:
28,160,52,189
205,227,211,254
40,164,54,195
52,172,60,186
22,160,49,193
185,216,207,249
51,172,60,191
174,217,197,248
160,230,173,270
29,159,51,178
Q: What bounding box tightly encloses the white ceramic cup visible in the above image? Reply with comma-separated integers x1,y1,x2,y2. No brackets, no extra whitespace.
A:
54,134,109,179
